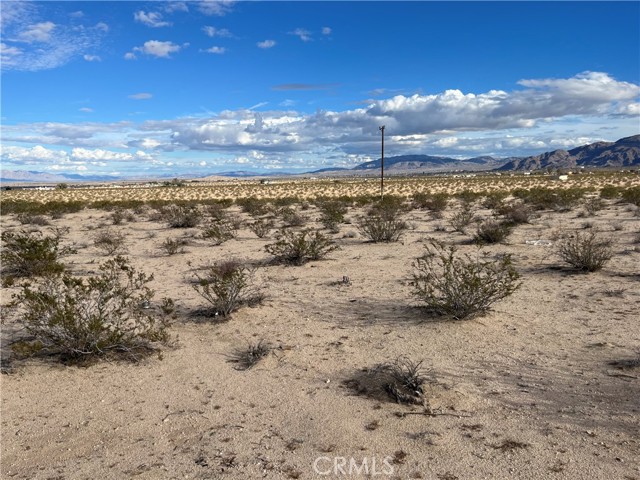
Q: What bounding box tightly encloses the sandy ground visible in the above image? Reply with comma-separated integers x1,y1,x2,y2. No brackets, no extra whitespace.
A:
1,181,639,479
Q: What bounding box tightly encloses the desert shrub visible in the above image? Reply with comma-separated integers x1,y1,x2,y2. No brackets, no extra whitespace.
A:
357,213,408,242
412,192,449,215
456,190,481,205
583,197,605,215
163,204,202,228
621,186,640,206
273,197,300,207
1,200,84,217
412,240,521,320
192,260,256,318
110,208,135,225
160,237,188,255
1,229,76,278
557,231,613,272
236,197,270,217
513,187,584,211
600,185,622,199
379,357,428,405
93,229,127,256
318,200,348,232
473,220,512,244
278,207,307,227
248,218,275,238
497,203,534,225
201,219,238,245
205,202,231,220
265,229,338,265
9,256,171,362
449,206,475,234
371,195,407,216
228,340,271,370
16,214,51,226
482,191,508,210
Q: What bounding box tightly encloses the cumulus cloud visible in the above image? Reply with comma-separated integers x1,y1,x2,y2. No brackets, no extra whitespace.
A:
197,0,235,16
134,10,172,28
257,39,276,49
202,26,231,37
203,46,225,54
290,28,311,42
3,72,638,173
1,145,155,165
130,40,184,58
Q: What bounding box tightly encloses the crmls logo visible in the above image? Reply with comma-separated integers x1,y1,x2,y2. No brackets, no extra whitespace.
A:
313,456,395,476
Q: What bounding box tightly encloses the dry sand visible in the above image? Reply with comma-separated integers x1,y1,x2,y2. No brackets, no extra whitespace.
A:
1,177,639,479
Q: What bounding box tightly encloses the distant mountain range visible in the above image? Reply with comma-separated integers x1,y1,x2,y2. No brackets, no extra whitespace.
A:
2,135,638,183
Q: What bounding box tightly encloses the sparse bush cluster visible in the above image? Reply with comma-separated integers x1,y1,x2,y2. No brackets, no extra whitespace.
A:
192,259,258,317
10,256,172,362
357,197,408,242
557,231,613,272
1,229,76,278
412,240,521,320
265,229,338,265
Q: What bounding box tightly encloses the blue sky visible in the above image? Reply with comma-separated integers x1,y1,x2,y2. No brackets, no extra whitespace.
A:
1,1,639,177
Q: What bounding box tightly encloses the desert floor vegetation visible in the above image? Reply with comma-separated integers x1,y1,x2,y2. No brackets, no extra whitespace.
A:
1,173,639,479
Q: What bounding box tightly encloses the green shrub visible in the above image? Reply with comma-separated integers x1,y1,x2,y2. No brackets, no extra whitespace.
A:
473,220,512,244
1,229,76,278
449,206,475,234
412,192,448,215
93,228,128,256
278,207,307,227
482,192,508,210
265,229,338,265
192,260,256,318
557,231,613,272
600,185,622,199
318,200,348,232
621,186,640,206
164,204,202,228
236,197,270,216
357,214,408,242
160,237,188,255
497,203,534,225
412,240,521,320
201,219,238,245
10,256,171,362
248,218,275,238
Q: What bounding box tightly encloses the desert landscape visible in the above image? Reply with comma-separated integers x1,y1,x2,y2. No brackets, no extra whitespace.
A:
1,172,639,479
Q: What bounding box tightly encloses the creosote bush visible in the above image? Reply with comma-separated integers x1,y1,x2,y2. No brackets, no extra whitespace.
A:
93,228,128,256
201,219,238,245
449,206,475,234
557,231,613,272
1,229,76,278
357,214,408,242
10,256,172,363
318,200,348,232
248,218,275,238
473,220,512,244
192,260,257,318
265,228,338,265
163,204,202,228
412,240,521,320
160,237,188,255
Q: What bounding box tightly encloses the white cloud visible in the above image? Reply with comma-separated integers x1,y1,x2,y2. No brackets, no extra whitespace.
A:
202,26,231,37
257,39,276,49
131,40,183,58
134,11,171,28
129,93,153,100
83,54,101,62
165,2,189,13
290,28,311,42
16,21,56,43
322,27,332,35
197,0,236,16
124,52,136,60
70,11,84,19
79,107,94,113
203,46,226,54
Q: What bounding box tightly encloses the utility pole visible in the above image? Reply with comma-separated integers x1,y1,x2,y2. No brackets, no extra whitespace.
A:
379,125,385,199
